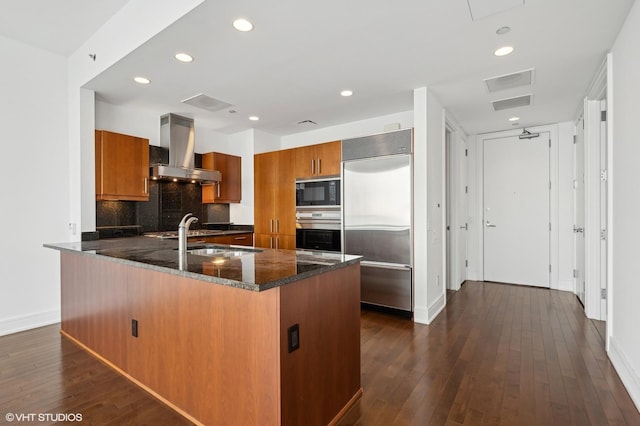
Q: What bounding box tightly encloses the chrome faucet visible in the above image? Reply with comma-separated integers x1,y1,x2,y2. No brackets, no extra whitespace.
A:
178,213,199,254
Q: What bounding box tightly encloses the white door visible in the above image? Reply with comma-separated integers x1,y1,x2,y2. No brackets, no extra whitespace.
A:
446,130,468,291
575,117,586,303
456,138,468,290
483,132,550,287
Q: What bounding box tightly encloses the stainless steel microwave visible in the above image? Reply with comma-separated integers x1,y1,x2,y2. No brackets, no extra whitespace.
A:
295,178,340,207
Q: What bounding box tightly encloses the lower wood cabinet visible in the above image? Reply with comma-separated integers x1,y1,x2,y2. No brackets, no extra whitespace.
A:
188,232,253,246
254,233,296,250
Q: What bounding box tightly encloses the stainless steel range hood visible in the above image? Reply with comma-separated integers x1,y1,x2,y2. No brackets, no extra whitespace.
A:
150,113,221,183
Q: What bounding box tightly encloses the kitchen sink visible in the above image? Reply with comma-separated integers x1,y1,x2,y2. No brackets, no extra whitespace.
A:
185,246,262,258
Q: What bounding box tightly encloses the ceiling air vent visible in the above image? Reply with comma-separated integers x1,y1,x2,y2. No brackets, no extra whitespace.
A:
484,68,534,93
491,94,532,111
181,93,233,112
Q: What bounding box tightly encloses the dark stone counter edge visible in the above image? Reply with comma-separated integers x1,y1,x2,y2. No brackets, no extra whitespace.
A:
44,243,361,293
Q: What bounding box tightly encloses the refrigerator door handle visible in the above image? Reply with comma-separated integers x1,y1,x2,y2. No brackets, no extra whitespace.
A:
360,260,412,270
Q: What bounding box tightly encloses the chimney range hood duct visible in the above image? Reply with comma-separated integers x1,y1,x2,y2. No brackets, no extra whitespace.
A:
150,113,221,183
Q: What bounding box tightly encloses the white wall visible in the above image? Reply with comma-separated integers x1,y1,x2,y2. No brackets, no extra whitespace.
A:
608,0,640,410
95,100,161,146
0,36,69,335
413,88,446,324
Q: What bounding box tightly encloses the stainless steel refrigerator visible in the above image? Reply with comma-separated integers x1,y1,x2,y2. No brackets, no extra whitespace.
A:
342,129,413,312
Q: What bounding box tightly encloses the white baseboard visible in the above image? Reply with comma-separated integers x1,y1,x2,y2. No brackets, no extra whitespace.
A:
413,306,429,324
608,335,640,412
428,292,446,322
0,309,60,336
467,269,479,281
557,279,574,292
414,292,447,325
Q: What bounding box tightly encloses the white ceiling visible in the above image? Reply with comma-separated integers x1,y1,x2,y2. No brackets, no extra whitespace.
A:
0,0,130,56
1,0,635,136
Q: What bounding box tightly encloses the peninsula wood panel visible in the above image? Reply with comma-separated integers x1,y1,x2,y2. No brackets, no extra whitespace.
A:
60,252,129,370
126,266,281,426
279,263,361,426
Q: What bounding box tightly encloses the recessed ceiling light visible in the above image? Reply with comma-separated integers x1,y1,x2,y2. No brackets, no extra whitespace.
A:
496,26,511,35
134,76,150,84
508,116,520,121
175,53,193,63
249,116,259,121
340,90,353,97
233,18,253,32
494,46,514,57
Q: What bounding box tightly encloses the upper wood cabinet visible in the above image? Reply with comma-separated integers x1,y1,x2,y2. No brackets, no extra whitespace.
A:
294,140,341,179
254,149,296,250
95,130,149,201
202,152,242,203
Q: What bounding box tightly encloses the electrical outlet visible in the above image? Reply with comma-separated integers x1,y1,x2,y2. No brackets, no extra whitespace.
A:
288,324,300,353
68,222,77,235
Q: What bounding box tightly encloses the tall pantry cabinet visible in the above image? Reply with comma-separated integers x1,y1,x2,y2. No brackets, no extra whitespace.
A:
254,149,296,250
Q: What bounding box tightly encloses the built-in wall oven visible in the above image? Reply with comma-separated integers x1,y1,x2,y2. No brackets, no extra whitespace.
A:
295,177,342,252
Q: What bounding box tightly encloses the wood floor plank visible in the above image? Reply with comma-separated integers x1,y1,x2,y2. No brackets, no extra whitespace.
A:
1,281,639,425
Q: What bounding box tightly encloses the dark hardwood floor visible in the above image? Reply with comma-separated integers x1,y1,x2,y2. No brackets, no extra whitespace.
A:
1,281,638,425
339,281,640,425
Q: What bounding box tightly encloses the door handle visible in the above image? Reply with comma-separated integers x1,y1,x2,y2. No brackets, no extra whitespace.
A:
485,221,496,228
460,223,468,230
573,226,584,233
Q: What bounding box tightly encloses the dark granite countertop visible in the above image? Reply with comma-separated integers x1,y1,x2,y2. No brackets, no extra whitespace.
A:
44,237,360,292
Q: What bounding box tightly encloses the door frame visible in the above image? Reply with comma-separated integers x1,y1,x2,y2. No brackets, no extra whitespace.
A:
476,124,560,289
444,118,468,291
580,55,610,323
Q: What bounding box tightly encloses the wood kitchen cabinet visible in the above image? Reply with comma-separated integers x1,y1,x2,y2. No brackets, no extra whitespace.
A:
254,149,296,249
189,233,253,246
202,152,241,203
95,130,149,201
294,140,341,179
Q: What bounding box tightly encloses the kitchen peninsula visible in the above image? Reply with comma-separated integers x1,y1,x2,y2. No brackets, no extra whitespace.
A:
45,237,362,425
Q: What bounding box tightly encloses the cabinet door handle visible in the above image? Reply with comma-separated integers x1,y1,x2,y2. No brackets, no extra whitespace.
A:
276,237,280,249
270,236,274,249
270,219,273,233
234,236,247,240
317,158,321,174
217,182,221,198
311,159,315,175
144,177,148,194
276,219,279,233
